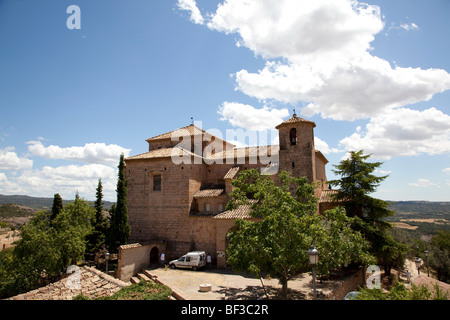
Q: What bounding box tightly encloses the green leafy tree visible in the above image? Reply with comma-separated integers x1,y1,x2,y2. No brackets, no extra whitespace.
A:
328,150,406,275
428,231,450,282
5,210,61,294
86,179,109,253
0,248,17,298
358,281,448,300
372,229,408,275
108,154,130,253
50,193,63,221
1,198,94,297
226,169,374,299
52,197,94,266
328,150,393,229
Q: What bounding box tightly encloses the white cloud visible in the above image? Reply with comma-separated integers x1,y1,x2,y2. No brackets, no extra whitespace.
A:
0,140,130,200
0,164,118,201
27,141,131,166
375,169,392,176
208,0,383,63
195,0,450,121
218,101,289,130
444,168,450,175
39,164,116,180
409,179,440,188
388,22,419,32
0,147,33,171
314,137,340,155
339,107,450,159
237,56,450,121
400,22,419,31
177,0,204,25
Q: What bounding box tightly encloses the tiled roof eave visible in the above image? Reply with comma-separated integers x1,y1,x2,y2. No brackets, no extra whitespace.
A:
193,189,225,198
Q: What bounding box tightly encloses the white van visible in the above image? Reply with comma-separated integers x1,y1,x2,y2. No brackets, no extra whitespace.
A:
169,251,206,271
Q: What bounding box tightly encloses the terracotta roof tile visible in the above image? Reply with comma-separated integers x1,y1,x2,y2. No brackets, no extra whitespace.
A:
275,114,316,129
224,166,240,180
193,189,225,198
413,276,450,295
146,124,205,142
125,147,201,161
213,200,258,220
145,124,235,149
318,189,341,203
208,145,279,161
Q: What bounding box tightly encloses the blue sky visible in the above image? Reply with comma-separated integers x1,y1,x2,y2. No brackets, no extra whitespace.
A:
0,0,449,201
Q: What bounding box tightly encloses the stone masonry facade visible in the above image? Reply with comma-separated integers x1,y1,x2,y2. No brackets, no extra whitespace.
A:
124,114,337,268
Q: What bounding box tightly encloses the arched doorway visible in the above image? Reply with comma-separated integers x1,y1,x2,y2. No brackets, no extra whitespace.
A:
149,246,159,265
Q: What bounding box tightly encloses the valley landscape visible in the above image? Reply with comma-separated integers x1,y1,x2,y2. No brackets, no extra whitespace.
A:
1,193,448,236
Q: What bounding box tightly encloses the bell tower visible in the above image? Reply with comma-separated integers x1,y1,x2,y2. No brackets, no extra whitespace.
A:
276,113,316,183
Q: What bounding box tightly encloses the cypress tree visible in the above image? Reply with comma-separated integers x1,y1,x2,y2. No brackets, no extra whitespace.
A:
108,154,131,253
328,150,393,228
86,179,109,253
328,150,407,275
50,193,63,221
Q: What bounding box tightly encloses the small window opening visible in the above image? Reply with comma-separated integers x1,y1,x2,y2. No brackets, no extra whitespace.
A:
153,174,161,191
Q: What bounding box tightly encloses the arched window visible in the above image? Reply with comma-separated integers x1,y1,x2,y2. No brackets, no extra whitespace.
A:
290,128,297,145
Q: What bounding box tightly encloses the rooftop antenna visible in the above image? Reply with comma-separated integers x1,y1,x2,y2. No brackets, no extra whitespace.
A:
191,117,194,125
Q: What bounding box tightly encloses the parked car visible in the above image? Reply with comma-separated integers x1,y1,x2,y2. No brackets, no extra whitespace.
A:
169,251,206,271
343,291,360,300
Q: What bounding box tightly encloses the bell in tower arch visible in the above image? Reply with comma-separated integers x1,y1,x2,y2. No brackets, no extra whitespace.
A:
290,128,297,145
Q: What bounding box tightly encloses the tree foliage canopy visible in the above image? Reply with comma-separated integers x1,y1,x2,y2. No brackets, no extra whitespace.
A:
328,150,407,274
328,150,393,228
86,179,109,253
50,193,63,221
225,169,374,298
0,198,94,297
108,154,130,253
429,230,450,282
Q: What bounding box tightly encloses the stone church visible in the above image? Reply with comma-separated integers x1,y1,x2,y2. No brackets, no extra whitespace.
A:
124,114,336,268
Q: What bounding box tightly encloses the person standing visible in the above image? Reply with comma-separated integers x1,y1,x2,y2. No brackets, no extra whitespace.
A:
160,252,166,268
207,253,212,271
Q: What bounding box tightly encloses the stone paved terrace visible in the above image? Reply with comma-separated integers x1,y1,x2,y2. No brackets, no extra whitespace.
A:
7,266,130,300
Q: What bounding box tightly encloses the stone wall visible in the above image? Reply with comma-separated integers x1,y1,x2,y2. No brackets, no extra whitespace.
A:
126,158,201,256
117,243,165,282
188,216,217,257
278,123,316,183
327,268,365,300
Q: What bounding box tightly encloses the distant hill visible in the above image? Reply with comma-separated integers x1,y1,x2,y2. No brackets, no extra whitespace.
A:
0,203,35,218
387,201,450,218
386,201,450,236
0,194,115,210
0,203,36,228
